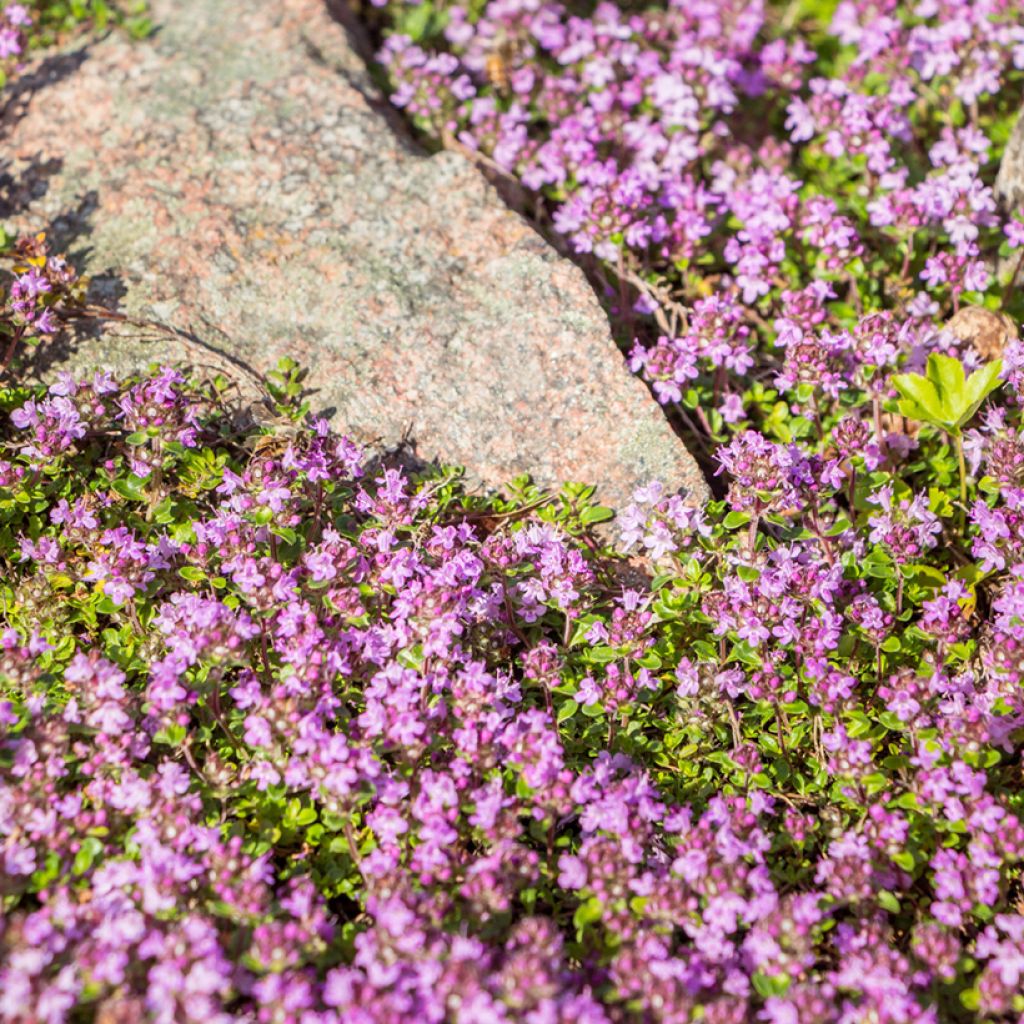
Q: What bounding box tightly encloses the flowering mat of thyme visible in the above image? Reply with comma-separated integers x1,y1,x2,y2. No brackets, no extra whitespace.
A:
5,0,1024,1022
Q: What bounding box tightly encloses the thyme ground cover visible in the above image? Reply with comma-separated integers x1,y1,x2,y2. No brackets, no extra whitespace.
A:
4,0,1024,1022
1,341,1024,1023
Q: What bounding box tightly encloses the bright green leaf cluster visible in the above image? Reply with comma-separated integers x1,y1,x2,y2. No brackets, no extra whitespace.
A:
890,354,1003,437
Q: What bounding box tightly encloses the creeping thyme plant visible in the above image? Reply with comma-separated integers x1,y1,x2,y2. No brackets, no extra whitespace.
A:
5,1,1024,1023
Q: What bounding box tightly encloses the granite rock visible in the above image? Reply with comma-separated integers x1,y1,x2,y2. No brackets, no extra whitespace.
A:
2,0,707,510
997,108,1024,214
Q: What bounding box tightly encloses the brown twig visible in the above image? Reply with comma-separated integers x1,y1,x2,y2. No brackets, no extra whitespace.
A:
62,307,274,401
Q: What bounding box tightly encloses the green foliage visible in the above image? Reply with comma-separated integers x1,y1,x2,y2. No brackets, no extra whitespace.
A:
32,0,152,40
892,354,1004,437
264,357,312,421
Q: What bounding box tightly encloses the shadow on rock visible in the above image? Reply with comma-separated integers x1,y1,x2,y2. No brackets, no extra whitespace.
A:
44,189,102,270
0,48,91,132
0,154,64,219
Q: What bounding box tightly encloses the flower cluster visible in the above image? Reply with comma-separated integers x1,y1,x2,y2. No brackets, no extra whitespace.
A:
1,233,85,376
0,3,29,63
0,358,1023,1022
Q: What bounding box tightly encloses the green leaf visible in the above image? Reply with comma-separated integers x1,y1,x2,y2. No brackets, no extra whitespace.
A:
294,806,318,827
877,710,905,730
877,889,900,914
956,358,1004,429
271,525,298,545
960,987,980,1012
73,837,104,876
573,897,603,931
892,355,1004,434
890,792,919,811
321,811,348,833
722,510,751,529
892,850,915,871
930,352,966,408
891,370,945,427
398,0,438,41
127,16,154,39
900,562,946,589
752,972,791,998
111,475,147,501
154,724,187,745
581,506,614,525
635,651,662,670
